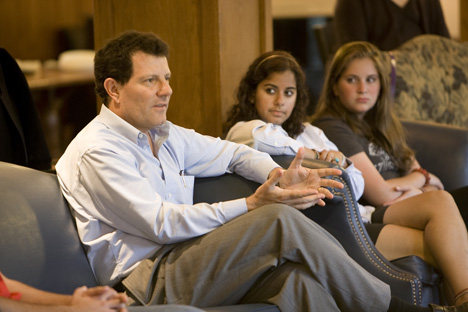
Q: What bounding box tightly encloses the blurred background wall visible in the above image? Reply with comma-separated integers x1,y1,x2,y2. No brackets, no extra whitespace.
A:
0,0,94,61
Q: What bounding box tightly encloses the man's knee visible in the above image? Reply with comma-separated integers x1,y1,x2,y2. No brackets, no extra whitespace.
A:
254,203,303,221
252,204,325,235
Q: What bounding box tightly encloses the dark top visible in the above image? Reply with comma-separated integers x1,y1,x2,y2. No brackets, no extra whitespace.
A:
0,48,51,170
313,116,400,180
334,0,450,51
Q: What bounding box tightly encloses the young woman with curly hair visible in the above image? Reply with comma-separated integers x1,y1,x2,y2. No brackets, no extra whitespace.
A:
227,48,468,307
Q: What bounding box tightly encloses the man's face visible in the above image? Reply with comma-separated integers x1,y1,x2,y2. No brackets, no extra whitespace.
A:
109,52,172,133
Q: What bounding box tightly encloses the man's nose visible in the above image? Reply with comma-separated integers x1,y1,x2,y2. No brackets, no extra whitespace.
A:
158,81,172,97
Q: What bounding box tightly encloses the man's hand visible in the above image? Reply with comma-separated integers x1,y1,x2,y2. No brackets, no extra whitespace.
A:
246,148,344,211
246,169,325,211
279,148,343,198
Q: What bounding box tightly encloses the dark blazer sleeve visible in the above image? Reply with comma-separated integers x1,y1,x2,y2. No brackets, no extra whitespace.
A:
334,0,369,45
0,48,51,170
418,0,450,38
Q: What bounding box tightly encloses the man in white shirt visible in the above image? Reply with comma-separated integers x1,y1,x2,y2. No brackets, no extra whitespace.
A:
56,30,451,312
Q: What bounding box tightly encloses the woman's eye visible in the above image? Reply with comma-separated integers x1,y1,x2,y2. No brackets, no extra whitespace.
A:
367,76,378,83
285,90,295,97
346,77,356,83
265,88,276,94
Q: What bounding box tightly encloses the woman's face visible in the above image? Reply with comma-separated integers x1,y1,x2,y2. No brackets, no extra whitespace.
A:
255,70,297,125
333,57,380,119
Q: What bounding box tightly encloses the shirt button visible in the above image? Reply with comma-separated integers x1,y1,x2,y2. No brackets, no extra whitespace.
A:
274,141,279,146
138,133,144,139
167,193,172,198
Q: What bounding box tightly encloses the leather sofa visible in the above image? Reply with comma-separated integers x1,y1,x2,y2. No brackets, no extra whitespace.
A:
0,160,277,312
402,119,468,192
0,154,442,310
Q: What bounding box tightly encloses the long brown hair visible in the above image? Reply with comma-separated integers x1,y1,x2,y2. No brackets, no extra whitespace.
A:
224,51,309,138
311,41,414,173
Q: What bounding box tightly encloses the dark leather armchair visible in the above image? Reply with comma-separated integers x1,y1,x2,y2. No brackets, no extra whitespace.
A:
0,154,440,310
0,161,276,312
0,48,51,170
402,119,468,192
194,155,441,307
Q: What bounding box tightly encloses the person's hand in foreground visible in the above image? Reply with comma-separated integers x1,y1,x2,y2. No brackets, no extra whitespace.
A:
246,148,343,210
70,286,128,312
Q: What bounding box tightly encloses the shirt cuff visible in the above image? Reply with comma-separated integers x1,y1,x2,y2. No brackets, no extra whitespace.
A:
221,198,249,222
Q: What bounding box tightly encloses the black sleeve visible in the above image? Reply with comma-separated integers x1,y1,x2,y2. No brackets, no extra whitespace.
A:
313,116,365,158
334,0,369,46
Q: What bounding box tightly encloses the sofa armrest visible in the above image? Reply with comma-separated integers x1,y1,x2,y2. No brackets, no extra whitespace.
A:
402,119,468,191
274,156,435,305
194,155,431,306
0,161,98,294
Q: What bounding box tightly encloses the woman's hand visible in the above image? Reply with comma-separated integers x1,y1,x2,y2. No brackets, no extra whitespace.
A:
383,185,423,206
70,286,128,312
427,172,444,190
317,150,348,168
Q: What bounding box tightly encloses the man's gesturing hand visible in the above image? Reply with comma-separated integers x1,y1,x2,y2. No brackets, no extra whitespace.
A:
245,148,344,211
279,147,343,202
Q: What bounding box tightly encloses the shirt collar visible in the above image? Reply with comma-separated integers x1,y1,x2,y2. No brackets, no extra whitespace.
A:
98,104,171,148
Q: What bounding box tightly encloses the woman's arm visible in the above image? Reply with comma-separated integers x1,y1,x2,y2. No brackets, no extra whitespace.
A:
226,120,304,156
350,152,425,206
2,274,70,305
1,273,127,312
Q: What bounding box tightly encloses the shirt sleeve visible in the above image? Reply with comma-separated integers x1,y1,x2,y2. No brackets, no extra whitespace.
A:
226,120,304,155
427,0,450,37
227,121,365,200
334,0,369,46
65,126,281,247
312,117,366,199
313,116,365,158
69,146,249,246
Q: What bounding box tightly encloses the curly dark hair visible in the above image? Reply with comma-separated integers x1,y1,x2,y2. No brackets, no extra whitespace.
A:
224,50,309,138
94,30,169,106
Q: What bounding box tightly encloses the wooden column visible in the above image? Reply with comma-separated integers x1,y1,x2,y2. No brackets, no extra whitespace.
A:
94,0,272,137
461,0,468,42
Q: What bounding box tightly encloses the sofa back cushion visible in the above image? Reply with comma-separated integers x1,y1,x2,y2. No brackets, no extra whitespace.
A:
381,35,468,128
0,161,97,294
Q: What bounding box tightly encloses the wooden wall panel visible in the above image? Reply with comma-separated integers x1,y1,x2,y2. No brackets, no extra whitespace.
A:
0,0,93,60
94,0,272,137
461,0,468,42
218,0,272,122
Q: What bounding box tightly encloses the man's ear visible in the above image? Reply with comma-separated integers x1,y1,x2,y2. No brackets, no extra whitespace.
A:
104,78,121,104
